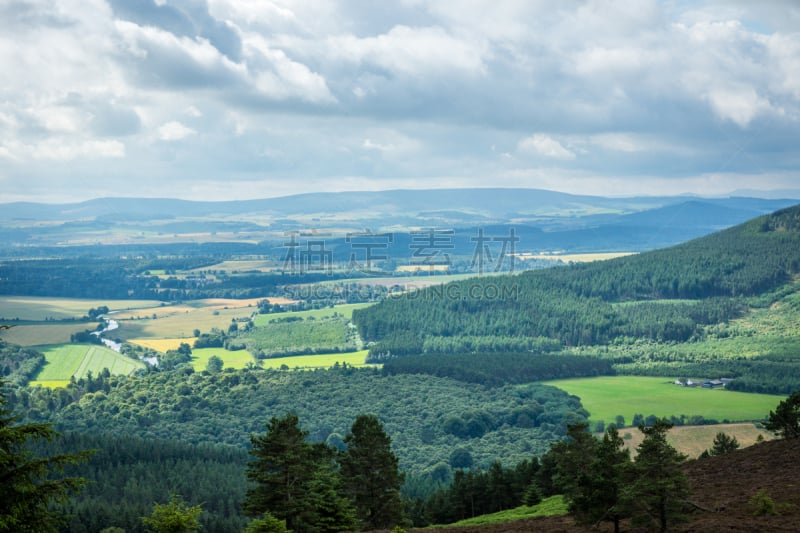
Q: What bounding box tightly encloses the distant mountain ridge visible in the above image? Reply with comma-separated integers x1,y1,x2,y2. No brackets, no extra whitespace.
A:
1,189,797,252
1,188,796,221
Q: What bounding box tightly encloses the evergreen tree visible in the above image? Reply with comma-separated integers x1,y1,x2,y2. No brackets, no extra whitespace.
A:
304,449,357,533
580,426,631,533
764,390,800,439
708,431,740,456
244,413,316,531
141,494,202,533
550,422,598,502
621,420,689,533
0,378,90,532
341,414,405,530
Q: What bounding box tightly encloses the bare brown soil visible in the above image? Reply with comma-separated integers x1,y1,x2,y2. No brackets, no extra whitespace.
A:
404,438,800,532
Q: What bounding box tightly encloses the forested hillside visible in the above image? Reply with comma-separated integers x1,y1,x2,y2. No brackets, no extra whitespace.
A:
355,205,800,351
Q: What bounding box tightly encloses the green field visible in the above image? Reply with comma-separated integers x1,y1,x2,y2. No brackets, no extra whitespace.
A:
545,376,782,426
187,348,371,371
252,303,372,326
190,347,256,371
30,344,145,386
240,316,357,355
259,350,372,370
445,496,568,527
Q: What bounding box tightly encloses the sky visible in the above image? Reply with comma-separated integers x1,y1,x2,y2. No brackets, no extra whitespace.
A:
0,0,799,203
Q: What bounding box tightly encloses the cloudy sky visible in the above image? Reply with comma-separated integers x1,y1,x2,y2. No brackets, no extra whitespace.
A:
1,0,799,203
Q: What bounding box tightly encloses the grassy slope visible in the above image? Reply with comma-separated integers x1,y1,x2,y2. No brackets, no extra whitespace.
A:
442,496,568,527
545,376,782,426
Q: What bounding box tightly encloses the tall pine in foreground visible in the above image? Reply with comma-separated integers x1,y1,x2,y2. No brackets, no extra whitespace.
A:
244,413,315,531
244,413,356,533
341,414,406,530
0,378,90,532
551,423,631,533
622,420,689,533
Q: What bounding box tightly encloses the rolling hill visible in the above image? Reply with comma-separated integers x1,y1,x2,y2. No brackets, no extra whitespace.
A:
354,204,800,393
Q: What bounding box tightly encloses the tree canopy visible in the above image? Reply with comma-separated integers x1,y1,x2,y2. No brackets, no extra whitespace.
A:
0,378,90,532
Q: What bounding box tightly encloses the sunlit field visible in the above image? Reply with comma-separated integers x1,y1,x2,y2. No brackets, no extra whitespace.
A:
545,376,782,426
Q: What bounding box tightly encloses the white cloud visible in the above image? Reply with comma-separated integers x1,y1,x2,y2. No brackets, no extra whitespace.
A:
330,25,487,78
23,138,125,161
706,87,774,127
518,135,576,160
158,121,196,141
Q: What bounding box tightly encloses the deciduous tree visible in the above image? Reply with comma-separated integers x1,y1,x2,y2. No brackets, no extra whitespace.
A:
141,493,202,533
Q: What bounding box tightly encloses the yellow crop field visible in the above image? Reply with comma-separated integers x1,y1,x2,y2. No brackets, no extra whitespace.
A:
28,380,71,389
129,338,195,352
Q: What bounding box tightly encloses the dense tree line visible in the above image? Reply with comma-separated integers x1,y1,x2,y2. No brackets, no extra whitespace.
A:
0,340,45,386
0,256,346,301
34,433,250,533
381,352,613,386
8,364,587,474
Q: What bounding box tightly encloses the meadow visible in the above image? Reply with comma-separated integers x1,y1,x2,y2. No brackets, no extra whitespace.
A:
29,344,145,387
257,349,372,370
190,347,255,370
161,345,370,372
544,376,782,426
0,296,161,320
0,322,97,346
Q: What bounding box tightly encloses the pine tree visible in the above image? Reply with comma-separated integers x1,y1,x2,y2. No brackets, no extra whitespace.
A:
550,422,598,502
581,426,631,533
0,378,90,532
244,413,316,531
621,419,689,533
341,414,405,530
304,450,357,533
764,390,800,439
708,431,740,456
